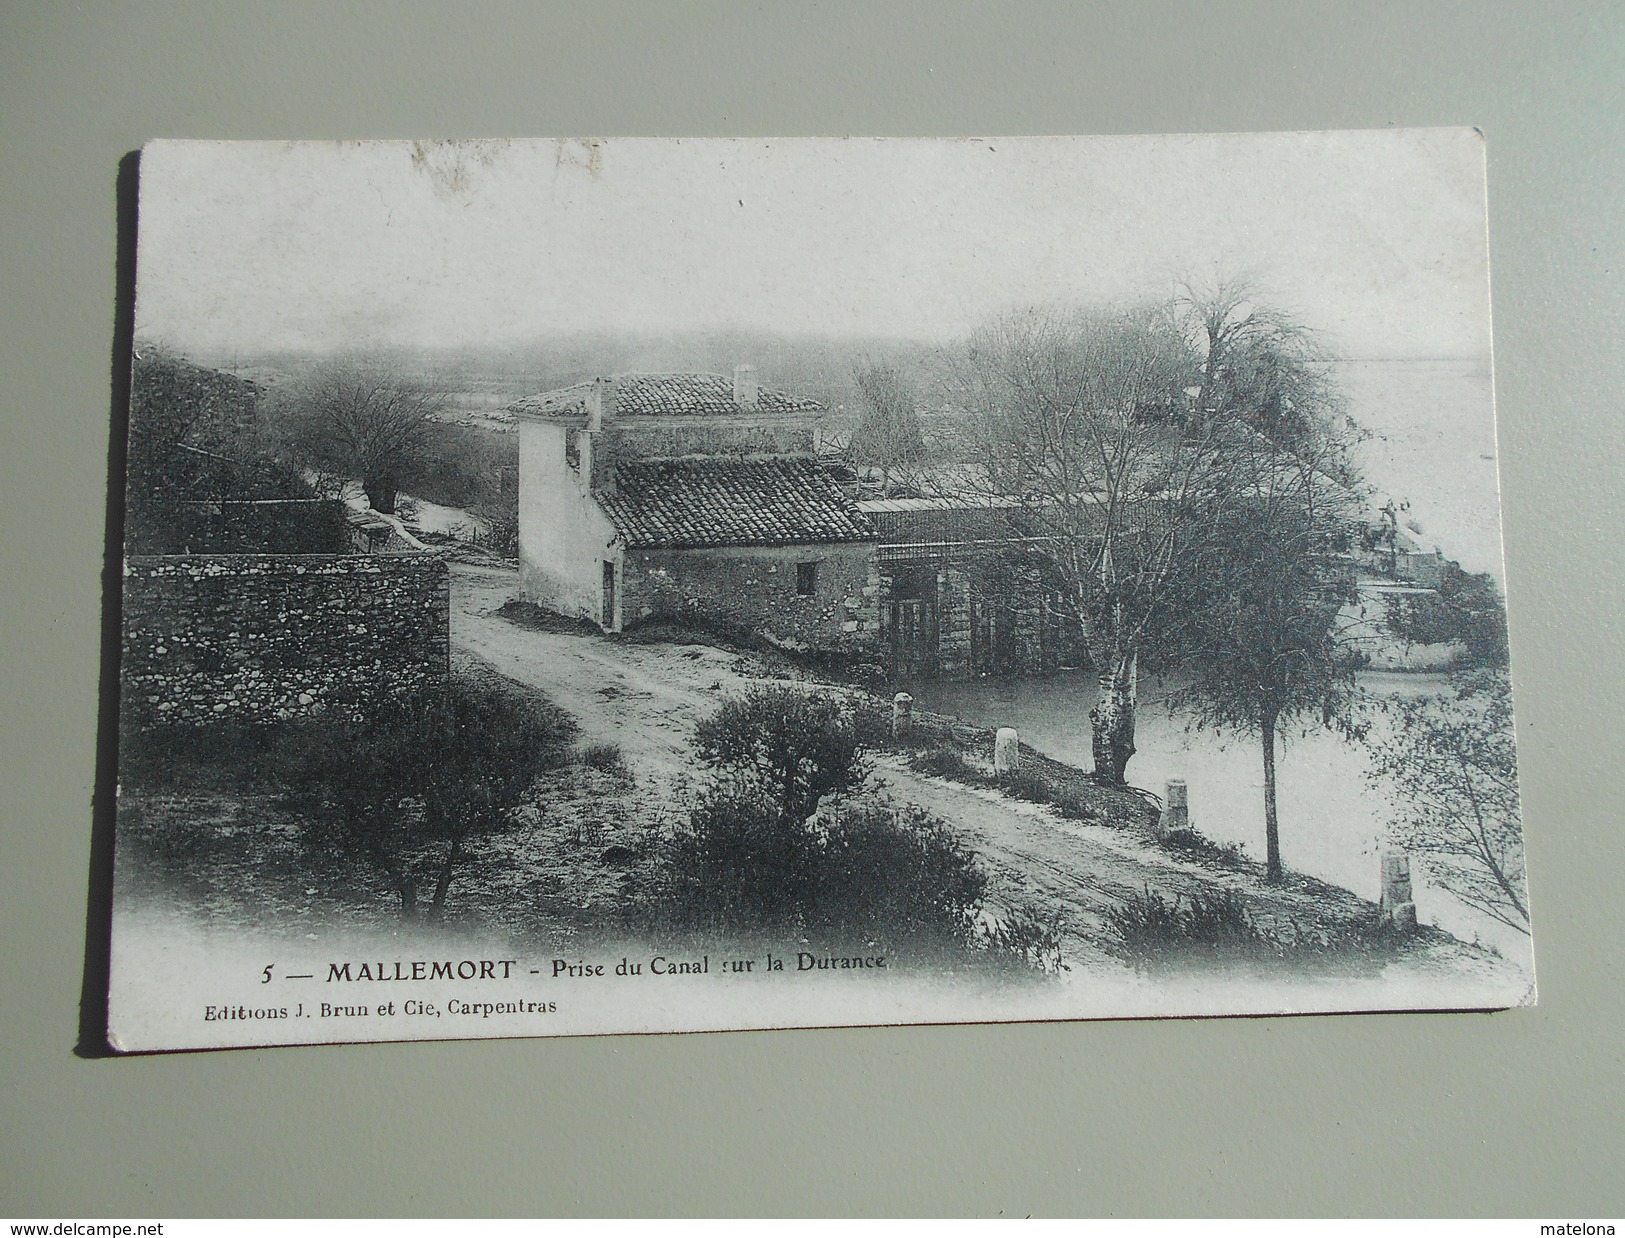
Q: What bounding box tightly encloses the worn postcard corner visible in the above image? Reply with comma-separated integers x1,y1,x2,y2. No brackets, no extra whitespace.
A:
109,132,1532,1052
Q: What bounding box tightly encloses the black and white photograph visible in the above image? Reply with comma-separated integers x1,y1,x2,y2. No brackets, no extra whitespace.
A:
109,132,1533,1051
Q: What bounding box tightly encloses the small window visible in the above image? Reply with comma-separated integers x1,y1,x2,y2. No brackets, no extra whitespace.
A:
564,428,582,472
796,561,818,597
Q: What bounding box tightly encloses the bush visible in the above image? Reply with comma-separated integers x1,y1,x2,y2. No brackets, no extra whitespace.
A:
1159,830,1248,869
981,908,1068,975
473,503,519,558
850,705,896,751
808,797,988,948
693,685,867,823
1105,887,1261,969
119,716,288,790
1046,784,1101,822
655,784,816,930
650,782,1068,974
655,790,989,952
908,743,984,783
1105,885,1405,973
1382,563,1509,668
997,766,1053,804
280,674,574,918
579,742,627,774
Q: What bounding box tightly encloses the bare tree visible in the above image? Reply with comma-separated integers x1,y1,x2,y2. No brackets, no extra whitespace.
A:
943,285,1361,791
847,362,927,493
944,303,1222,784
1176,273,1347,459
1367,672,1529,933
277,356,444,514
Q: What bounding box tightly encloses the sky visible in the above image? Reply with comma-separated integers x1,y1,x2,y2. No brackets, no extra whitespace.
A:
134,131,1494,361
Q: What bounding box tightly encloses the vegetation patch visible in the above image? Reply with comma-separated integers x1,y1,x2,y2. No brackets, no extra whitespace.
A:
495,598,606,636
1157,829,1250,871
117,661,581,928
578,742,629,776
901,731,1148,830
908,742,985,783
641,684,1066,974
618,613,887,688
1105,886,1407,975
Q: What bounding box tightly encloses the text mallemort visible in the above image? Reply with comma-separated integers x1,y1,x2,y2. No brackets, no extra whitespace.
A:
326,959,519,983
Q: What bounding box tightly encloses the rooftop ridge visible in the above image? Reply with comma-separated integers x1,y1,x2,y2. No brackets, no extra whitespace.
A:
507,371,825,419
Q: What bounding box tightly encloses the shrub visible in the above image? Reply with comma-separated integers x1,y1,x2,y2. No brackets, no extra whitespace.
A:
693,685,867,823
1105,885,1405,973
1382,563,1509,668
654,790,993,957
850,705,895,751
473,503,519,558
1159,830,1249,869
1105,887,1261,969
654,783,819,931
281,674,574,919
981,909,1068,975
908,743,983,784
119,717,288,790
807,798,988,949
579,742,628,775
1046,784,1101,822
997,766,1053,804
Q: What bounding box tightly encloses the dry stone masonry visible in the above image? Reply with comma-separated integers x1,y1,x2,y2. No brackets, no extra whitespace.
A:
122,553,450,726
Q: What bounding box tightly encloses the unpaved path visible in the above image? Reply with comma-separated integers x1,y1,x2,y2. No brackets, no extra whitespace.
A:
450,562,1516,982
451,561,775,785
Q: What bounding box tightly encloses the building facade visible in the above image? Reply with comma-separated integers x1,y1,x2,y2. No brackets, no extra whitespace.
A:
514,368,881,652
512,366,1092,678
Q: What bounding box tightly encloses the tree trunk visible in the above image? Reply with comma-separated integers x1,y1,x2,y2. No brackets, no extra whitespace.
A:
1261,708,1282,882
363,473,398,514
429,834,467,920
1090,651,1138,784
357,819,415,918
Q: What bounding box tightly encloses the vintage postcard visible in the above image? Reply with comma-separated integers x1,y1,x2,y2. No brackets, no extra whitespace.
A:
108,133,1533,1051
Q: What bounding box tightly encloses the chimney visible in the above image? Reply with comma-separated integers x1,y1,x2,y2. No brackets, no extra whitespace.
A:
590,376,618,494
733,364,759,410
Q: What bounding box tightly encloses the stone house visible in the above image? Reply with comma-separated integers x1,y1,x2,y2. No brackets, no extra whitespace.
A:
513,368,881,651
513,366,1095,677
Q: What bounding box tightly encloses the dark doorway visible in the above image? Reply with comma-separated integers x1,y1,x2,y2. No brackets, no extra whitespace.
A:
602,560,617,630
887,564,939,677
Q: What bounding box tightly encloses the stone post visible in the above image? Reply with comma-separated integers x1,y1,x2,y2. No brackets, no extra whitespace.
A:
993,728,1021,775
1158,778,1190,838
1380,852,1417,930
891,692,913,741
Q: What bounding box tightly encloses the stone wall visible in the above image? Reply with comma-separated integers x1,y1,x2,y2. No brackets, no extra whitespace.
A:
620,543,880,652
122,554,450,726
876,555,1082,679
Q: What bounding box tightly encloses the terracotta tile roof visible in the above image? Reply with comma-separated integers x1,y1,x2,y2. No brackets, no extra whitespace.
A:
610,373,824,417
506,383,593,420
508,373,825,420
599,458,876,548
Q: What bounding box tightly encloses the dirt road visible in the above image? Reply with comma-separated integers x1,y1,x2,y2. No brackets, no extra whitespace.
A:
449,561,1430,970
